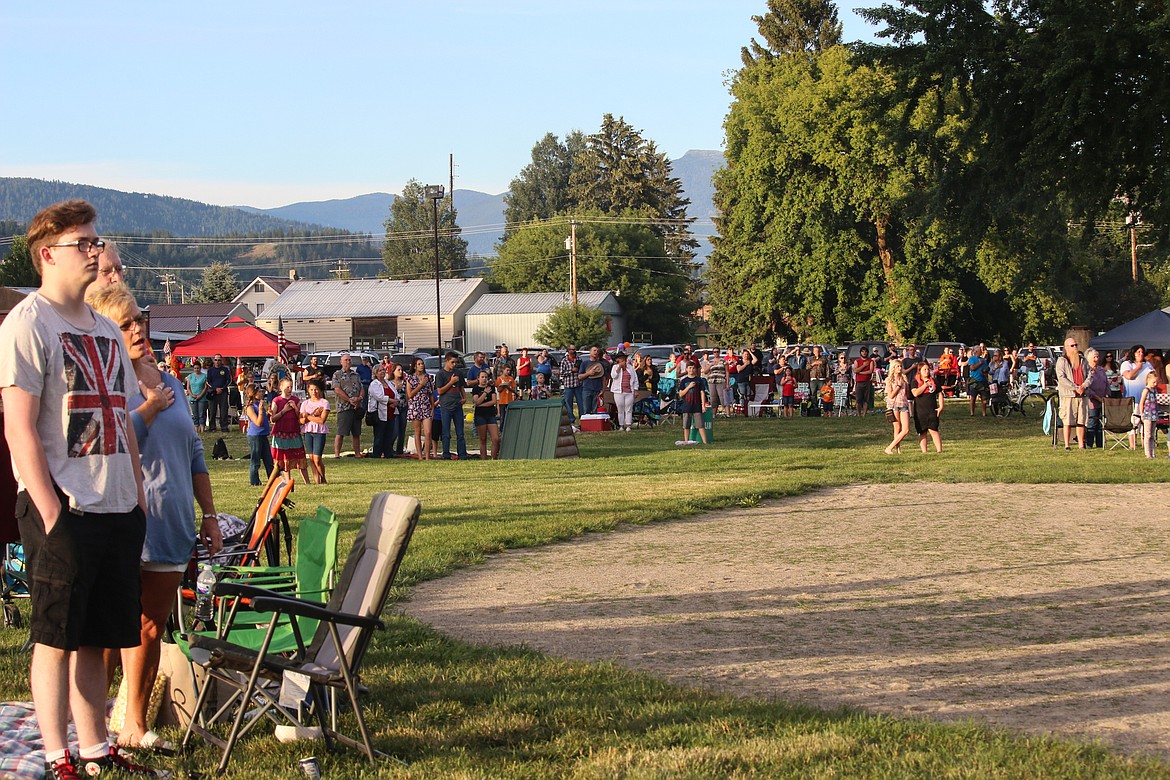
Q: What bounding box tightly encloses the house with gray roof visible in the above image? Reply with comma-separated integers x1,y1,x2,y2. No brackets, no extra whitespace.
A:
465,291,625,352
146,302,254,339
232,272,298,317
255,277,488,353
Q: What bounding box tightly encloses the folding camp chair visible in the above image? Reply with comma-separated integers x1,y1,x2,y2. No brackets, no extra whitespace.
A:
1102,397,1137,450
183,493,421,775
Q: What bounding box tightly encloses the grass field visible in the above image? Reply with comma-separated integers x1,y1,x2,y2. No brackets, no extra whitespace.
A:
3,410,1168,778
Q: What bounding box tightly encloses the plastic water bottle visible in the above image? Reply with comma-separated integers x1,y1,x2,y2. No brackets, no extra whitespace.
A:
194,563,216,625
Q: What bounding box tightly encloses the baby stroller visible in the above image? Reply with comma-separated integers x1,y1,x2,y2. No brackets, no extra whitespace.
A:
0,425,26,629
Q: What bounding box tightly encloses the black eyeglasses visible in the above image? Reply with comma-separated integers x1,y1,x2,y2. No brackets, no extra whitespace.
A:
48,238,105,255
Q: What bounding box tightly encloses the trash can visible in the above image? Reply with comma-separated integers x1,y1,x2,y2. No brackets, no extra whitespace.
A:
688,407,714,443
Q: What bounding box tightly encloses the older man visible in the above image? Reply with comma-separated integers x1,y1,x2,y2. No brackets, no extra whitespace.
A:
332,352,365,457
206,353,232,432
1055,337,1090,450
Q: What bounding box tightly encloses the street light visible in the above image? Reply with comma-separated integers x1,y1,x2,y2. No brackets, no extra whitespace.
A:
425,184,445,352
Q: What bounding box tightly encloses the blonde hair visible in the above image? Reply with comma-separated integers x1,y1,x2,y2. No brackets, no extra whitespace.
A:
86,282,137,319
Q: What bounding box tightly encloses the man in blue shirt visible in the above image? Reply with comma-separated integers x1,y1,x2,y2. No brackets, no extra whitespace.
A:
967,345,990,417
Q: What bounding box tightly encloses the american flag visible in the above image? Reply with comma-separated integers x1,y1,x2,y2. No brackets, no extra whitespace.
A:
276,316,290,363
163,338,172,359
61,333,129,457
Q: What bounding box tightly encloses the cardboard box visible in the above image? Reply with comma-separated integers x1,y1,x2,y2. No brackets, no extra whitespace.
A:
579,414,610,432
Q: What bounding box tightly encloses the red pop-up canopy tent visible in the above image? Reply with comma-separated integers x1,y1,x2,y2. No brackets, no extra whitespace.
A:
171,317,300,358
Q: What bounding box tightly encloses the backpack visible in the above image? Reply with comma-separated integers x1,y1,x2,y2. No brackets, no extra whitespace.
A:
212,437,231,460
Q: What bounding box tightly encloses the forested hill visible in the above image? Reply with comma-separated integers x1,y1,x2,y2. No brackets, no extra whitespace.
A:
0,178,322,235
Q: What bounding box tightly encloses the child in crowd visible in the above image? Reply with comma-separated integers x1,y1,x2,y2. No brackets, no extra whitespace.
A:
472,370,501,459
779,367,797,418
532,372,551,400
820,382,835,416
270,378,311,483
299,380,330,484
243,384,273,486
1139,371,1160,459
676,361,710,444
496,364,517,432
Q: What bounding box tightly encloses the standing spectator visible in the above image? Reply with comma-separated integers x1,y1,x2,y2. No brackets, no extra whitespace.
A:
610,352,638,431
1,201,163,777
1084,348,1109,449
299,381,330,484
1139,371,1160,458
368,365,397,458
242,384,273,485
1103,351,1122,397
676,360,711,444
405,357,435,460
388,363,408,456
206,353,232,432
493,344,516,379
910,362,944,453
733,347,760,404
788,346,807,371
702,351,729,414
495,364,517,432
808,346,828,405
884,360,911,454
580,346,608,415
819,381,835,416
560,346,584,426
967,345,990,416
535,348,554,388
852,346,876,417
1021,343,1040,377
302,354,325,387
331,352,365,458
517,347,533,400
435,352,470,460
270,378,311,483
1055,337,1090,450
1120,344,1152,450
87,283,223,758
779,367,797,417
466,351,492,384
355,356,374,400
532,371,552,400
472,370,501,459
186,359,209,432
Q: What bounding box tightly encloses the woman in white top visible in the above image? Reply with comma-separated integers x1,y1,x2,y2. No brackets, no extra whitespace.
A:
367,365,398,458
610,352,638,432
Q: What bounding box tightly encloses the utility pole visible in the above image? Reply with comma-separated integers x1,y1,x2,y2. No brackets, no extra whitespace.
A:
569,220,578,306
449,154,455,214
426,185,446,351
1127,210,1140,284
159,273,176,304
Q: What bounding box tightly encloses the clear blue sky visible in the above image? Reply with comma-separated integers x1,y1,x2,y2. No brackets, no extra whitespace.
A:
1,1,878,209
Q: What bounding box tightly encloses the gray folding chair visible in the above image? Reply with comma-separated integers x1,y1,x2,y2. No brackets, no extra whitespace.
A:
1102,397,1137,450
183,493,420,775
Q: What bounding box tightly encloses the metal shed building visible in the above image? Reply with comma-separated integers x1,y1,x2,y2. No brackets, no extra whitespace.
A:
255,277,488,353
464,291,625,353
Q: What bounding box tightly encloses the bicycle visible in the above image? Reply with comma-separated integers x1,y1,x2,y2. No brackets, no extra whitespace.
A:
991,379,1051,418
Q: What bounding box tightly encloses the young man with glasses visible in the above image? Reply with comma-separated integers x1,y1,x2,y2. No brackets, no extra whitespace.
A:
0,201,164,777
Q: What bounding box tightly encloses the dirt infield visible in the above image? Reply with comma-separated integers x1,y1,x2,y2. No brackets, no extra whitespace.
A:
405,483,1170,757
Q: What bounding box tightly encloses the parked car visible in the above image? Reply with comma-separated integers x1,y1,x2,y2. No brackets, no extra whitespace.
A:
302,350,382,388
843,341,893,363
922,342,966,368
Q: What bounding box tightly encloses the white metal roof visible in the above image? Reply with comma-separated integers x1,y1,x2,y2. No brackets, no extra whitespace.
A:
259,278,487,319
466,291,620,316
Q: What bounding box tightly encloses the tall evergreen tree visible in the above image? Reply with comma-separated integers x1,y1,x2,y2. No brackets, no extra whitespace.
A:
743,0,842,63
503,132,586,232
382,179,469,279
189,261,241,303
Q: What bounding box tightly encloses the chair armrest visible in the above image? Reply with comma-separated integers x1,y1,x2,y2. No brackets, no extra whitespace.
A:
250,595,384,630
213,581,301,601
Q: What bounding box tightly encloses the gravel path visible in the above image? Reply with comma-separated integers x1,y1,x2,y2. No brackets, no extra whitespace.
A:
405,483,1170,757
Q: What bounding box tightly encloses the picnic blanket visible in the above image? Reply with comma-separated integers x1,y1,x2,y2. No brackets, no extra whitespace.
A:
0,701,74,779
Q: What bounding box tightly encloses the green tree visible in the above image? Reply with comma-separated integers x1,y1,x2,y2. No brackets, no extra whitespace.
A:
743,0,842,63
0,236,38,287
503,132,586,232
190,261,241,303
533,303,609,350
492,213,695,342
382,179,469,279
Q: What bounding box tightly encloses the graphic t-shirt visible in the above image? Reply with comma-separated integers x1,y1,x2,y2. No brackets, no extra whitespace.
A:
0,294,138,512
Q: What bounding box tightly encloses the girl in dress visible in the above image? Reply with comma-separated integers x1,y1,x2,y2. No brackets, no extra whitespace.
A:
405,356,435,460
910,362,944,454
1139,371,1160,459
270,378,311,483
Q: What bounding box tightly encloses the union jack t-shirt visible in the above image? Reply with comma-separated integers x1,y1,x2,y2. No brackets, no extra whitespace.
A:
0,293,138,513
